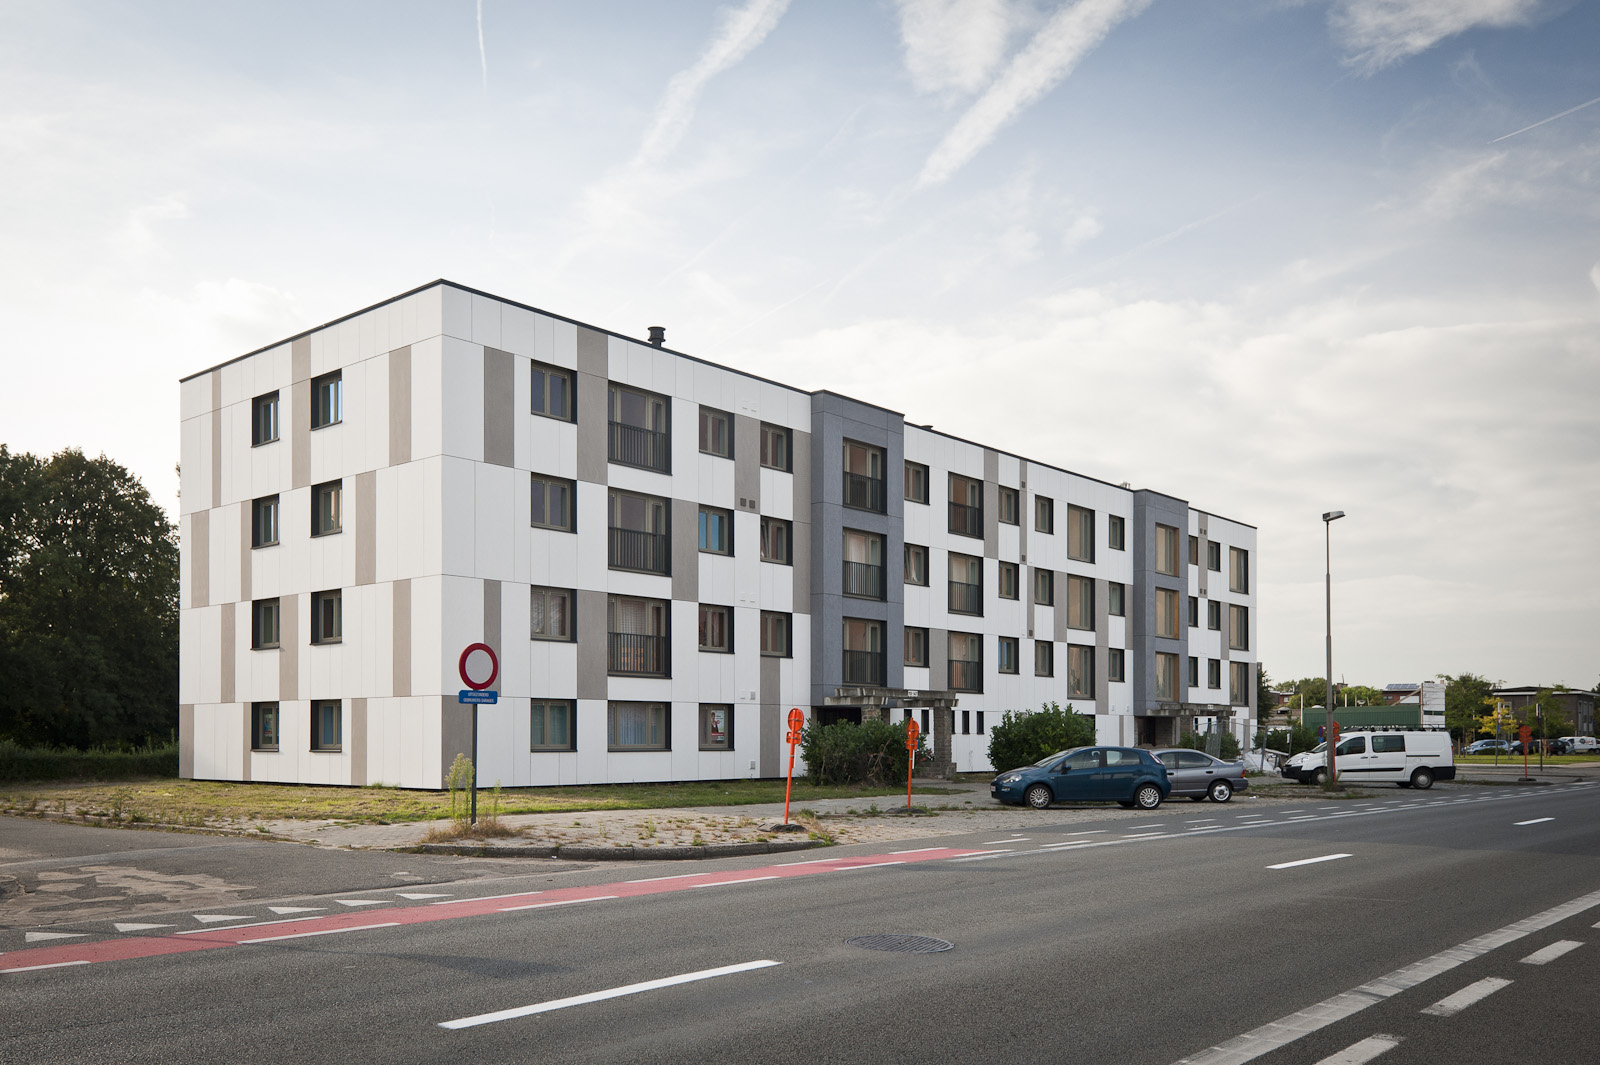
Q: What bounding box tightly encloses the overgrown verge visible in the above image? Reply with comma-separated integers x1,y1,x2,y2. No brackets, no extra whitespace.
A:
0,740,178,784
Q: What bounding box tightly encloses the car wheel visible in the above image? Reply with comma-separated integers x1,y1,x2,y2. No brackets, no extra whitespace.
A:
1134,784,1163,810
1311,768,1329,787
1208,780,1232,803
1025,783,1053,810
1411,768,1434,790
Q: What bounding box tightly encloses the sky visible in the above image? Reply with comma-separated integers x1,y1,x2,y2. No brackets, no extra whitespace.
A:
1,0,1596,691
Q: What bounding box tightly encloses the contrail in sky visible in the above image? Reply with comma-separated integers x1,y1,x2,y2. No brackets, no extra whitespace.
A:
1491,95,1600,143
477,0,488,91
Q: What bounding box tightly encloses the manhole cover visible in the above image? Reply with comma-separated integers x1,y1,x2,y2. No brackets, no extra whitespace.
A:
845,935,954,953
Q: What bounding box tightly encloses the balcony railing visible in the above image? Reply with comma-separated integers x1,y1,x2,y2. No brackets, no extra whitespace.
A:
842,649,886,686
948,659,982,692
948,580,982,615
948,502,982,538
842,561,883,600
608,633,669,677
609,420,670,473
609,528,669,574
842,472,885,513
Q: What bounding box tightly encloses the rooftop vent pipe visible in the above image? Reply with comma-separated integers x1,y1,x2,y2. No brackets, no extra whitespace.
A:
647,326,666,347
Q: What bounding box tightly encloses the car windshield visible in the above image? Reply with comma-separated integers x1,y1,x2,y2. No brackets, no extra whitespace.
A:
1311,742,1327,754
1032,748,1083,768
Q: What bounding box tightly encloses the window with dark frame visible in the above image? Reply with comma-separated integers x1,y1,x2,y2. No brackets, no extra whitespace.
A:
698,604,733,653
1035,495,1055,534
1188,655,1200,688
1108,581,1125,617
531,363,574,421
1207,599,1222,630
1035,641,1054,677
1189,595,1200,628
1207,541,1222,571
904,543,928,586
843,441,886,512
1229,604,1250,651
531,700,575,750
843,529,885,600
699,705,734,750
1230,661,1250,706
608,702,669,750
311,371,342,429
608,384,670,473
998,636,1019,674
1108,647,1125,683
904,626,928,667
1108,514,1126,551
760,611,791,657
1189,535,1199,566
531,586,574,641
999,561,1019,600
1067,504,1093,562
608,595,669,676
904,461,929,504
310,589,342,645
608,489,667,572
1230,547,1250,594
948,631,982,692
531,474,575,532
251,702,279,751
312,480,342,536
843,618,886,685
699,506,732,555
1207,658,1222,689
760,517,791,564
948,552,982,615
311,700,342,751
252,598,280,649
948,473,982,537
1067,645,1094,698
252,495,279,548
251,392,279,446
1155,524,1180,576
1067,575,1094,630
760,423,791,471
1154,652,1179,700
1034,568,1054,606
1156,588,1180,639
998,486,1019,524
698,407,732,458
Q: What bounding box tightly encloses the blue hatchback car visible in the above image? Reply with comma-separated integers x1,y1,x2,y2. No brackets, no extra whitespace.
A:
991,746,1171,810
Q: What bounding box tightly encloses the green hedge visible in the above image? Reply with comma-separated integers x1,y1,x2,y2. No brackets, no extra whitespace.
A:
0,740,179,784
987,702,1096,774
801,719,929,786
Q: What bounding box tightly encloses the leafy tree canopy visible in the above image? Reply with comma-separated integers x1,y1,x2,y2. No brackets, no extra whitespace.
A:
987,702,1096,774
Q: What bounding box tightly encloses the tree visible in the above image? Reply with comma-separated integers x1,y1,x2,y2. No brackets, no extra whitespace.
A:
1334,684,1385,707
1439,673,1498,747
987,702,1096,774
1255,663,1275,717
0,447,178,748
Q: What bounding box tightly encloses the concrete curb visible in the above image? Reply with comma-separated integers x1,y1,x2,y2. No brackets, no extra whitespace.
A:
398,838,823,860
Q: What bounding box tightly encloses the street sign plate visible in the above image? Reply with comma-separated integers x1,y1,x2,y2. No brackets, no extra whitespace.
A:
459,643,499,691
458,690,499,705
787,707,804,731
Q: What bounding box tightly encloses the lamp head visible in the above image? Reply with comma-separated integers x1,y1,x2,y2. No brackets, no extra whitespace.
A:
1322,510,1345,523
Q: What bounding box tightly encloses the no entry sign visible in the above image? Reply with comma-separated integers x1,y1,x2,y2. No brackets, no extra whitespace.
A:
458,643,499,691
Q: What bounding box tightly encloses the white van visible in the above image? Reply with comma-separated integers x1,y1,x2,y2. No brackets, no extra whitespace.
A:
1559,736,1599,754
1286,730,1455,789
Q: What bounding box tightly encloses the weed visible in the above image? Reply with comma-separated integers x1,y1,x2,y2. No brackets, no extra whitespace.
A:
639,817,658,839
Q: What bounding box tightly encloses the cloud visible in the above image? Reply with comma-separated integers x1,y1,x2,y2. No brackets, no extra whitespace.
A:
135,278,302,357
114,194,189,257
1491,94,1600,143
1329,0,1546,72
1590,262,1600,297
476,0,487,91
915,0,1152,190
893,0,1018,96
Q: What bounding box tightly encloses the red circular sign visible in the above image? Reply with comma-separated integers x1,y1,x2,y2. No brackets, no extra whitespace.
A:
458,643,499,690
787,708,804,731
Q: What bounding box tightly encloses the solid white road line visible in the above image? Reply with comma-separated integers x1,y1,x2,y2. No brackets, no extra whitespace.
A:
980,839,1029,845
890,847,949,855
825,860,906,872
625,873,705,884
1421,977,1512,1017
1521,940,1582,965
192,914,253,924
2,960,91,974
1039,840,1095,848
1515,818,1554,826
267,907,325,915
1268,854,1352,870
438,959,782,1029
686,876,779,889
240,922,401,945
950,851,1013,862
500,896,619,912
1313,1034,1401,1065
24,932,87,943
396,892,451,899
335,899,387,907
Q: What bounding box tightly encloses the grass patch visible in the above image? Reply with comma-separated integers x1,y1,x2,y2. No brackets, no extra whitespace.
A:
0,777,962,827
1456,754,1598,765
0,741,178,784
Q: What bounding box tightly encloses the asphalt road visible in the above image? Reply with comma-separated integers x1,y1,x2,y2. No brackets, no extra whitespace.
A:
3,780,1598,1065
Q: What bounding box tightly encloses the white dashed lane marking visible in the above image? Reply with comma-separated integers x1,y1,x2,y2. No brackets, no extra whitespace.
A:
1268,854,1352,870
1515,818,1554,826
1313,1034,1401,1065
1421,977,1511,1017
1521,940,1582,965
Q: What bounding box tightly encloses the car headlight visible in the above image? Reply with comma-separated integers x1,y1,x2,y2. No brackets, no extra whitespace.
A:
1000,774,1023,784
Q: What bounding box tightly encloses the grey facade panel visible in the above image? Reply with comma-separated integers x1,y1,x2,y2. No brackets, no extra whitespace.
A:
1095,577,1110,710
278,593,298,702
392,579,411,697
983,449,999,559
291,378,311,490
388,345,412,465
483,347,515,467
238,501,251,601
240,705,251,783
576,590,609,700
1018,466,1029,562
791,429,812,611
483,579,502,693
190,509,209,609
575,376,607,484
179,705,194,778
671,498,699,602
734,414,760,510
354,470,377,586
291,336,311,384
1197,512,1209,598
210,371,222,509
929,627,948,693
1131,490,1190,716
441,697,472,785
219,602,235,705
349,697,367,786
760,655,781,778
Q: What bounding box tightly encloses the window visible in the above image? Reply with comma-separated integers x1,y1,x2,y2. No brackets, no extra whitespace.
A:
531,363,573,421
608,702,669,751
251,702,279,751
1188,655,1199,688
608,384,670,473
904,543,928,586
1068,646,1093,699
760,517,791,564
998,561,1019,600
1108,648,1125,683
1207,541,1222,571
1189,535,1199,567
1155,524,1180,576
311,371,342,429
1229,604,1250,651
1108,582,1125,617
843,441,886,512
961,711,971,735
977,711,985,734
1336,735,1366,757
1230,661,1250,706
1156,588,1180,639
948,552,982,615
1067,575,1094,630
1207,658,1221,689
531,587,573,641
532,474,575,532
252,598,280,649
998,486,1019,525
252,495,279,548
904,461,928,504
998,637,1019,674
530,700,575,750
1035,495,1055,534
1034,568,1054,606
608,595,669,676
1207,599,1222,630
904,627,928,667
1373,735,1406,754
698,407,732,458
1035,640,1054,677
1154,652,1179,701
1067,504,1093,562
608,489,667,573
311,700,341,751
759,423,790,471
698,506,732,555
948,632,982,692
761,612,791,657
312,480,342,536
699,705,734,751
843,618,885,685
1189,596,1200,628
1230,547,1250,594
251,392,279,446
310,589,342,645
843,529,885,599
698,604,732,652
948,473,982,537
1108,514,1126,551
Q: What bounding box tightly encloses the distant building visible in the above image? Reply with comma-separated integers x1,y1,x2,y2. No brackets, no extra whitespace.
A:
1382,682,1420,705
1491,687,1596,737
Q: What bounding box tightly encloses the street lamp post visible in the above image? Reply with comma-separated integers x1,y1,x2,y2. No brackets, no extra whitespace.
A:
1322,510,1345,789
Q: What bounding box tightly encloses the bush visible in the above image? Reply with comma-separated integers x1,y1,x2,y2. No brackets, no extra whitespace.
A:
0,740,179,784
1179,730,1241,760
801,718,928,786
987,702,1096,774
1259,722,1320,755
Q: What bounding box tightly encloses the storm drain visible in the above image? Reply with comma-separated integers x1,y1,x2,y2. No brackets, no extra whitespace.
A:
845,935,954,954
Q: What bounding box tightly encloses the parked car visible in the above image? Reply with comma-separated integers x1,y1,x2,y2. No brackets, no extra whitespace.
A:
1559,736,1600,754
1464,739,1512,755
1286,730,1455,788
991,746,1171,810
1152,748,1250,802
1281,742,1326,780
1510,739,1569,755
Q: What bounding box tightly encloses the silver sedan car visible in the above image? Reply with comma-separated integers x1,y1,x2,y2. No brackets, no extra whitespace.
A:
1151,748,1250,802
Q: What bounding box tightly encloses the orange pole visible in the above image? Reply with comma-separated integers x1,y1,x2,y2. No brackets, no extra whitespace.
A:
906,747,915,809
783,736,797,825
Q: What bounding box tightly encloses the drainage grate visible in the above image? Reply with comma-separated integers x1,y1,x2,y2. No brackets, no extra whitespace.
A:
845,935,954,954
